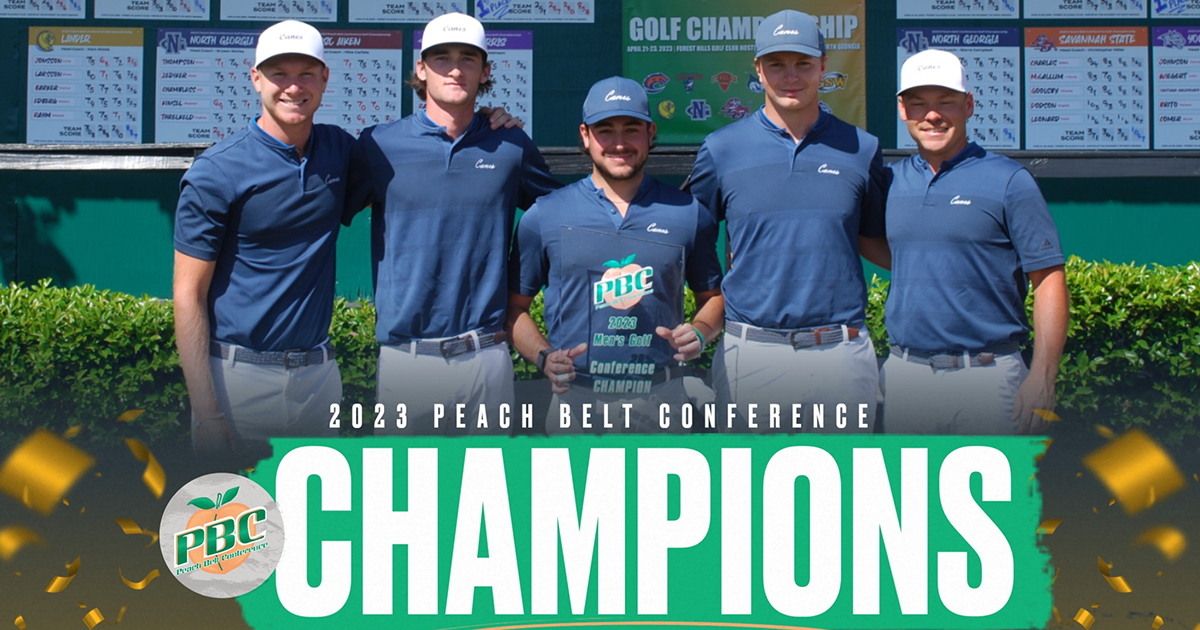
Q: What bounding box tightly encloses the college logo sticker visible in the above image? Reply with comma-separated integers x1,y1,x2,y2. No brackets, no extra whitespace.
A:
711,71,737,92
657,100,676,119
819,72,848,93
35,30,56,52
159,472,285,598
594,254,654,311
642,72,669,94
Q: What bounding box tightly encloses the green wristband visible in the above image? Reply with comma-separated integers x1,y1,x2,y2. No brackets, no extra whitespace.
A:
694,328,706,351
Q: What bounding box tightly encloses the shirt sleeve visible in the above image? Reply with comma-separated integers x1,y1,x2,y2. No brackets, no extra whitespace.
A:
858,143,887,238
1004,168,1065,273
685,201,724,293
684,141,724,223
518,139,563,210
173,156,234,261
343,127,376,226
509,203,549,296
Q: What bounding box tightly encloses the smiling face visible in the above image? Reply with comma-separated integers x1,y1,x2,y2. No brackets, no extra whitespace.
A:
417,44,490,108
251,54,328,137
899,85,975,166
755,51,827,118
580,116,654,183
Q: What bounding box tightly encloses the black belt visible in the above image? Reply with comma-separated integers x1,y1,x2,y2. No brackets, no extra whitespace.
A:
393,330,503,359
573,366,675,392
727,321,860,349
210,341,334,368
893,340,1022,370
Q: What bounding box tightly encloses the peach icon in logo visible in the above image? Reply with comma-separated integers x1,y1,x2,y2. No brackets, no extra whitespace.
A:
182,485,259,575
594,254,654,311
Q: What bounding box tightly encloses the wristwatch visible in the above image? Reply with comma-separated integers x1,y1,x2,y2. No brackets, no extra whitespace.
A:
537,348,553,374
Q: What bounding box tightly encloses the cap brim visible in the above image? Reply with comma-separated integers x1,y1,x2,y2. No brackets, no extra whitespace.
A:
756,44,823,59
584,110,654,125
256,52,325,68
896,81,968,96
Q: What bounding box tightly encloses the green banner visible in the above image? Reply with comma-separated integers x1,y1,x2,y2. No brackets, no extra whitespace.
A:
622,1,867,144
239,434,1051,629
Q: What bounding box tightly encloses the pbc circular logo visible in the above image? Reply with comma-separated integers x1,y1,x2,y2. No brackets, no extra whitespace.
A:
159,473,285,598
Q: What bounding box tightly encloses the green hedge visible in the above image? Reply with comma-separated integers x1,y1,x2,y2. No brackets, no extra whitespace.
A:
2,257,1197,447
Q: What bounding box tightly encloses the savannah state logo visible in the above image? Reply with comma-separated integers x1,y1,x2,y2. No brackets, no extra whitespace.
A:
594,254,654,311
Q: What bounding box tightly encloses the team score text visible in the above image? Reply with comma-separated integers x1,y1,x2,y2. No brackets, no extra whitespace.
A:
329,403,408,429
609,316,638,330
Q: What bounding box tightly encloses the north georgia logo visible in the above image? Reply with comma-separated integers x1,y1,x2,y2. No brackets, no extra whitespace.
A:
643,72,669,94
159,472,285,598
686,99,712,121
594,254,654,311
819,72,848,93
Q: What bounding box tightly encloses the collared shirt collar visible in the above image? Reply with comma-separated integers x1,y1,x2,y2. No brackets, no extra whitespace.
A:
417,108,484,139
755,106,830,141
914,141,985,175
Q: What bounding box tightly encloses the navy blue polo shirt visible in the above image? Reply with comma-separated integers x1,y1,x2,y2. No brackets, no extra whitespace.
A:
885,143,1064,353
510,176,723,377
346,112,560,343
174,121,353,351
687,109,886,329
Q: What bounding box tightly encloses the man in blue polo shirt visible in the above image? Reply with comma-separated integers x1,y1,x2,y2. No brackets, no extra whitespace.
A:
686,10,890,432
508,77,724,432
884,49,1068,435
346,13,560,434
174,20,349,455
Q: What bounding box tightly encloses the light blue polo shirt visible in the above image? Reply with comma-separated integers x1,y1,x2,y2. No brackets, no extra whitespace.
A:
511,176,723,377
687,109,886,329
885,142,1065,353
346,112,561,344
174,121,353,351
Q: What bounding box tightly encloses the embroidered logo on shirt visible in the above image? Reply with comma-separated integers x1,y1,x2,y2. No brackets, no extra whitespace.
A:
817,163,840,175
646,222,670,235
324,175,342,185
475,159,496,170
1040,238,1054,250
950,195,972,205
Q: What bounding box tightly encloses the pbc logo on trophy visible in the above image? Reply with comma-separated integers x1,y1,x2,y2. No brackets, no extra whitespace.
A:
593,254,654,311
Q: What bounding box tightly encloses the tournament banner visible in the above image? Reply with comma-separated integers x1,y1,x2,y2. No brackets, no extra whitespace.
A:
560,227,684,393
621,1,866,144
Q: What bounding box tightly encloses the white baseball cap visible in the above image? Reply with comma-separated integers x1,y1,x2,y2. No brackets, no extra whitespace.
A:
255,20,325,68
898,48,968,95
420,12,487,57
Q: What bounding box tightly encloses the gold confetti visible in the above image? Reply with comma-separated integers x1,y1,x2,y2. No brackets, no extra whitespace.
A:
44,556,80,594
1075,608,1096,628
1091,602,1100,609
1109,498,1116,506
14,616,26,630
13,572,19,577
82,606,125,630
1034,409,1061,422
0,527,44,561
1135,526,1187,561
1036,438,1054,461
1194,473,1199,483
1158,571,1165,577
1053,606,1063,625
1093,507,1099,514
76,603,86,609
62,499,68,507
1096,425,1115,439
93,473,101,478
116,410,145,423
1083,429,1186,515
1152,615,1163,629
62,426,82,439
1053,567,1060,584
1098,555,1133,593
0,431,95,515
1077,472,1084,478
79,508,85,515
1038,518,1064,534
124,439,164,500
113,520,158,549
119,568,159,591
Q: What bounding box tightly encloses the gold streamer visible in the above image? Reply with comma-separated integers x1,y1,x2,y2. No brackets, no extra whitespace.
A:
1036,438,1054,461
1038,518,1063,534
1052,606,1062,625
1152,615,1163,629
13,616,26,630
82,606,124,630
1134,526,1187,561
1098,555,1133,593
123,439,164,500
0,431,95,515
118,568,159,591
1083,429,1185,515
113,520,158,548
44,556,80,594
0,527,44,561
1053,567,1060,584
116,410,144,423
1075,608,1096,629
